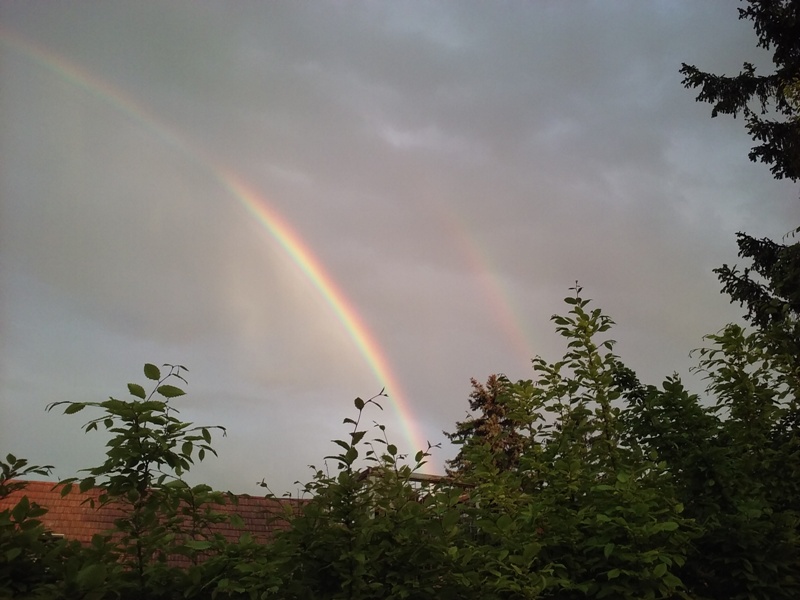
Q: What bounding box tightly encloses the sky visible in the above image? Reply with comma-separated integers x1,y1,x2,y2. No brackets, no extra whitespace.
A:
1,1,797,496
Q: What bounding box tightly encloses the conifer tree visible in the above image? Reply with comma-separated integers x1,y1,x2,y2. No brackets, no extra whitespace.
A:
444,374,528,475
681,0,799,390
680,0,800,182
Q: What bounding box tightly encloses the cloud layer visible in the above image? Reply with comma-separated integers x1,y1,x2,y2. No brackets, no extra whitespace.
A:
1,1,797,493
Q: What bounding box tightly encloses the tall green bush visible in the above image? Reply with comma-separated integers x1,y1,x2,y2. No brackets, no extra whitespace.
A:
0,455,65,598
48,363,230,599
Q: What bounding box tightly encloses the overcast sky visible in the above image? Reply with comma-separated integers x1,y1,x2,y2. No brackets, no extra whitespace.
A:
1,1,797,495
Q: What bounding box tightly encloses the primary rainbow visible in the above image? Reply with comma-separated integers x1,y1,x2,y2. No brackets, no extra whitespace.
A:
0,25,431,464
218,169,431,463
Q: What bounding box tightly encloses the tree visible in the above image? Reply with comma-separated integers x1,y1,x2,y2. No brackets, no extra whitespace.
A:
0,455,65,598
446,288,694,599
211,395,476,600
681,0,799,401
680,0,800,182
47,363,230,599
682,0,799,406
443,375,530,475
619,322,800,600
714,233,800,374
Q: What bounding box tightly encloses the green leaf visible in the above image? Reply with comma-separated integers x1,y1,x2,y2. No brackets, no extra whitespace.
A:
11,496,30,521
127,383,146,399
182,441,193,457
144,363,161,380
354,397,365,410
5,547,22,561
64,403,86,415
442,509,460,530
387,444,397,456
607,568,621,580
185,540,213,550
157,384,185,398
658,521,680,532
351,431,366,445
604,543,614,558
332,439,351,452
79,477,96,493
496,514,513,532
230,514,245,528
76,563,107,589
653,563,668,577
202,428,211,443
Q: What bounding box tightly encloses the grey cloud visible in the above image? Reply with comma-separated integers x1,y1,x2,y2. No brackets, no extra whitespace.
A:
2,1,795,494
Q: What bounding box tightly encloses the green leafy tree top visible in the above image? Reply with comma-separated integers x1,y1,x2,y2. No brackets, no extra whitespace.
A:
47,363,230,598
48,363,223,500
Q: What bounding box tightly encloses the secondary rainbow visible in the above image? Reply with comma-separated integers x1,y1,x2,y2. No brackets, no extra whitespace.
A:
0,25,431,462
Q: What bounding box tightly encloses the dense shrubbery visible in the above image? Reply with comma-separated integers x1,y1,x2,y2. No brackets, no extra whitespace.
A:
2,254,799,599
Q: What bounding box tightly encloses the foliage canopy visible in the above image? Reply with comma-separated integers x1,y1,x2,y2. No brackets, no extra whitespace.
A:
3,268,799,599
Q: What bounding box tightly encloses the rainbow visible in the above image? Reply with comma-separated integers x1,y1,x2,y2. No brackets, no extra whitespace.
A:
0,25,432,464
219,170,431,463
441,211,534,364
